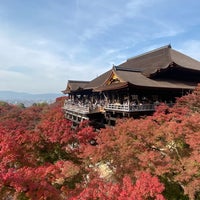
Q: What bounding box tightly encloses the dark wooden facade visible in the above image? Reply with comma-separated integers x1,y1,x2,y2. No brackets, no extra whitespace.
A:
62,45,200,128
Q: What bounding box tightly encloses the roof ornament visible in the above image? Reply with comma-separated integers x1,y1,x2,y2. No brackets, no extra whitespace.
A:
112,64,117,70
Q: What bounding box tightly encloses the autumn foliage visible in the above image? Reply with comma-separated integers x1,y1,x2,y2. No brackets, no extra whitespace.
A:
0,85,200,199
69,172,165,200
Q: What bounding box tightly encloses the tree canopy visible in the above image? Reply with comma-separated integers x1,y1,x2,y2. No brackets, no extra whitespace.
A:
0,86,200,199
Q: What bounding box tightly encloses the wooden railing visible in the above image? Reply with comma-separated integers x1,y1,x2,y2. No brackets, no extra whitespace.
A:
104,103,156,112
63,101,102,114
104,104,129,111
63,100,174,114
63,102,89,114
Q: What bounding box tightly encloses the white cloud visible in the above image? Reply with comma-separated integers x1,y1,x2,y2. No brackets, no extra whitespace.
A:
0,0,200,94
0,32,77,91
125,0,157,17
177,40,200,61
0,28,112,93
0,69,31,92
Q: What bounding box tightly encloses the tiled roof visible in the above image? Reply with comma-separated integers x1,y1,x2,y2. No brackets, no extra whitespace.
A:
117,45,200,77
64,45,200,93
94,82,129,92
84,70,113,90
115,70,196,89
62,80,90,94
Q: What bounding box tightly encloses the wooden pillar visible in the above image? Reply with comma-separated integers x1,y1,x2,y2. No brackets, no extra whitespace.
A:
127,87,130,110
112,92,114,103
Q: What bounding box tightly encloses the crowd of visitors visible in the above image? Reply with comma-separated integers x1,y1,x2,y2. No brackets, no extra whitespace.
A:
64,95,173,113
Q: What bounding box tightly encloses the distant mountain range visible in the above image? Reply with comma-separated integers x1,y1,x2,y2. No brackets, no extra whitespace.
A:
0,91,64,106
0,91,62,100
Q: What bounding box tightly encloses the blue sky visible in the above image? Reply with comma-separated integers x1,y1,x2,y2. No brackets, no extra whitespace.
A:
0,0,200,94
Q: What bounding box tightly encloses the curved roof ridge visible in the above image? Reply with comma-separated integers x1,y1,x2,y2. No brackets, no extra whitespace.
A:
118,44,172,77
115,66,142,72
127,44,171,61
170,48,200,71
84,69,113,90
68,80,90,83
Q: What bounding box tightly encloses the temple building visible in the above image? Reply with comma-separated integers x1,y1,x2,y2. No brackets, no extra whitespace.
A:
62,45,200,128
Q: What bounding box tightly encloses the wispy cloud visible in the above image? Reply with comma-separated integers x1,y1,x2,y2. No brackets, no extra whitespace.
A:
0,28,110,93
0,0,200,93
177,40,200,60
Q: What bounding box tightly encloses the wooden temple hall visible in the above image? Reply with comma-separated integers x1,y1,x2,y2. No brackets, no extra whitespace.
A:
62,45,200,128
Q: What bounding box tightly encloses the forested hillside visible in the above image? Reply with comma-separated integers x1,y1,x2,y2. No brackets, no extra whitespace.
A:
0,85,200,200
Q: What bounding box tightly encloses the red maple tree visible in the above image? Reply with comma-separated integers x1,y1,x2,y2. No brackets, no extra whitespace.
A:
0,85,200,199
